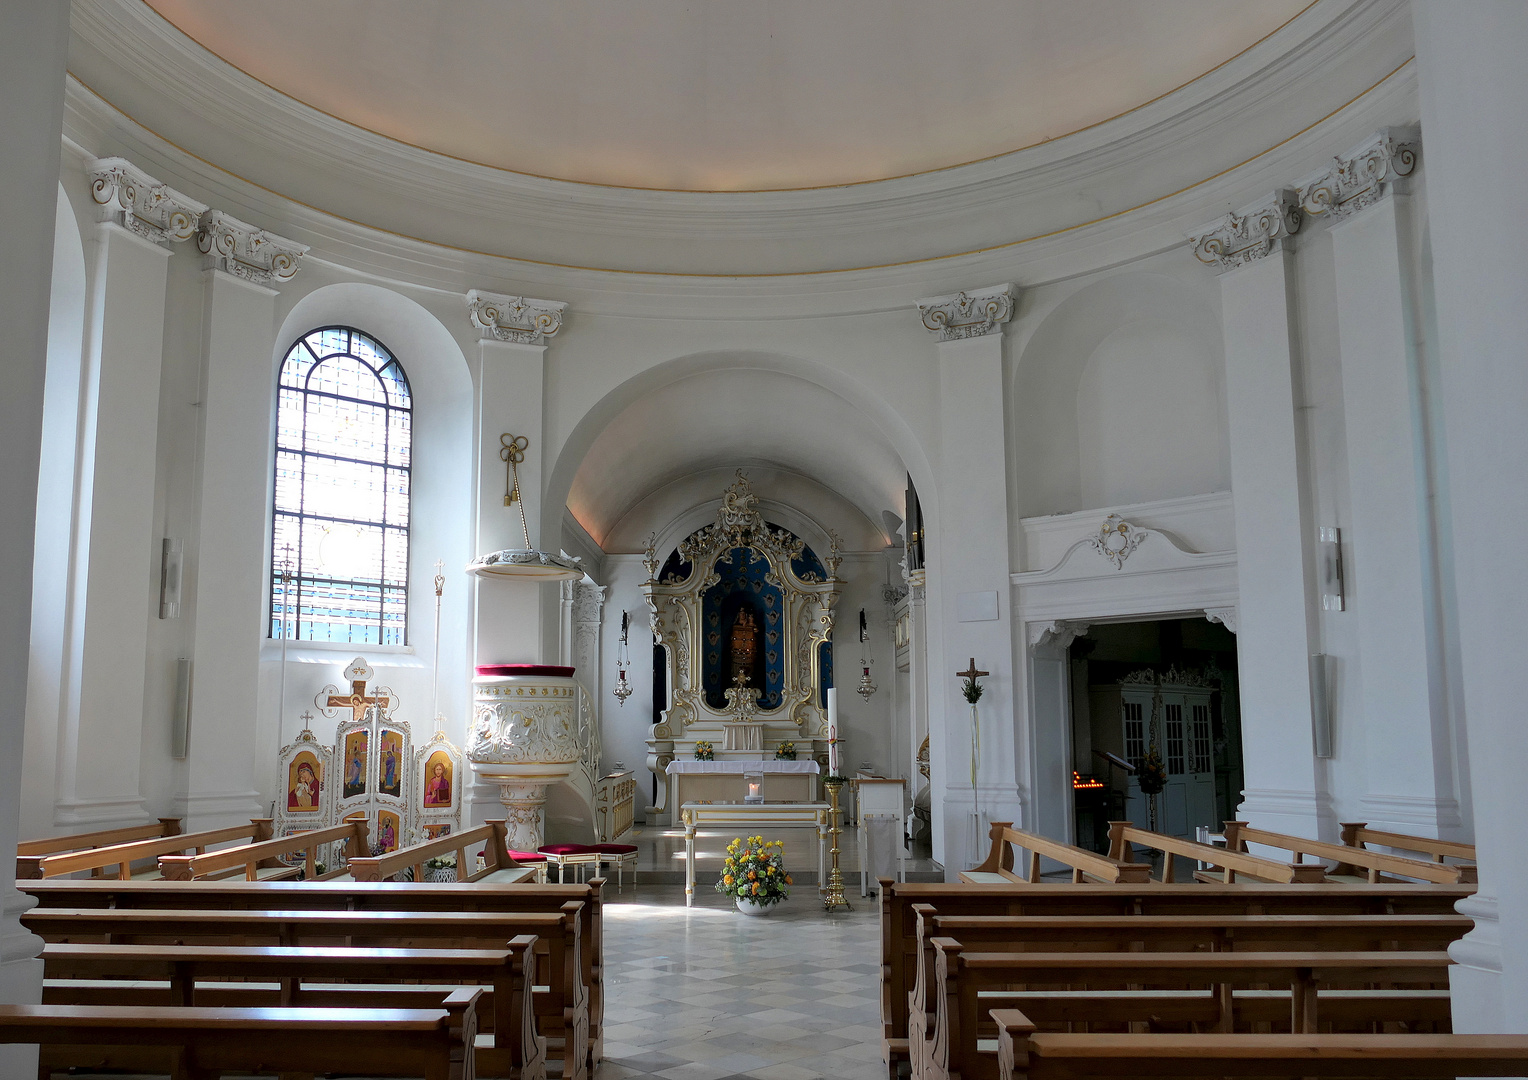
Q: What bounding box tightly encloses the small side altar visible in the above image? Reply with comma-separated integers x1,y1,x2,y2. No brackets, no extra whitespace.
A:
666,759,821,809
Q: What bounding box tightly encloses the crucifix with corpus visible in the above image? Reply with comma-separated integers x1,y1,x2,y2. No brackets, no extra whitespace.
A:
326,658,393,726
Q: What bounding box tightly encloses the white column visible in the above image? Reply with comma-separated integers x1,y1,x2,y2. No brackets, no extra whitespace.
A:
905,573,930,840
1413,0,1528,1032
178,212,307,829
0,0,69,1065
1191,194,1328,837
1307,133,1460,836
55,161,205,826
918,285,1020,874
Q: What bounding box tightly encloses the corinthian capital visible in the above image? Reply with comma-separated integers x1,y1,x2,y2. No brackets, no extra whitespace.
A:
197,210,308,285
1297,128,1419,222
916,283,1016,341
87,157,208,246
1189,190,1302,271
467,290,567,345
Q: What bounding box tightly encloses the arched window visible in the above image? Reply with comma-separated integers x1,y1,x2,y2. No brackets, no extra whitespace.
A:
271,327,412,644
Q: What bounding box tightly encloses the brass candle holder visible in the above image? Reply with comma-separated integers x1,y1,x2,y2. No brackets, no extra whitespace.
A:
822,776,851,912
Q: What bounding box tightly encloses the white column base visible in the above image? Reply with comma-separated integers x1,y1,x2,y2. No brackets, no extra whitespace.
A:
496,781,550,854
1236,787,1335,839
1449,893,1505,1033
51,794,150,828
1357,793,1464,837
171,789,266,832
0,886,44,1075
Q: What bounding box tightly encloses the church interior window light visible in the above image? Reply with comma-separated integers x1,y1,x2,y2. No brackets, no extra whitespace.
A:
270,327,412,645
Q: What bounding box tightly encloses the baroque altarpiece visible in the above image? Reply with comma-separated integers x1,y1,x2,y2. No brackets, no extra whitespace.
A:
643,474,841,815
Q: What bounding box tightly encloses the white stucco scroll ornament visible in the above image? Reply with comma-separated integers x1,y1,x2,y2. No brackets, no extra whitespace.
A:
88,157,208,246
197,209,309,285
916,283,1016,341
1189,189,1302,271
1088,514,1148,569
467,289,567,345
1297,128,1419,223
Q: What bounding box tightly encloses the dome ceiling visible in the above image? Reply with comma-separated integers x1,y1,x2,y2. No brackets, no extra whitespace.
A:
141,0,1308,192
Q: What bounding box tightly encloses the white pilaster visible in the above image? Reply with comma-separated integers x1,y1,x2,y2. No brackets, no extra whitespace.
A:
1413,0,1528,1032
179,217,306,829
1196,196,1328,837
918,284,1021,874
0,1,69,1066
1320,145,1458,836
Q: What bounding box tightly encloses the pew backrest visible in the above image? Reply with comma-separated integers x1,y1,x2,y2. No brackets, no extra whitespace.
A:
157,812,370,881
17,818,181,859
1225,821,1476,885
1107,821,1328,884
965,822,1151,885
1341,820,1478,866
17,820,271,881
347,819,536,883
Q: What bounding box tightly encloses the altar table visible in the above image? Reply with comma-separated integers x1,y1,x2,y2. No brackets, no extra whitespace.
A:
665,759,821,814
680,801,830,907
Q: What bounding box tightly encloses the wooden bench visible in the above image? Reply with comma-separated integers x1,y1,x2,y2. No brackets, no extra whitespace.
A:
17,819,272,881
876,879,1472,1070
7,997,481,1080
964,822,1152,885
157,812,370,881
41,941,547,1079
992,1013,1528,1080
905,908,1468,1080
929,942,1452,1080
22,877,606,1073
1224,821,1478,885
349,819,542,884
1341,820,1478,873
1108,821,1330,884
17,818,181,874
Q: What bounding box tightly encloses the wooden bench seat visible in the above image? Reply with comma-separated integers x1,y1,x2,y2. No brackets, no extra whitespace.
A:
348,819,544,884
992,1013,1528,1080
17,818,183,878
3,995,478,1080
1107,822,1330,884
1340,821,1477,872
158,812,371,881
964,822,1152,885
1224,821,1477,885
17,819,273,881
41,941,550,1079
928,944,1453,1080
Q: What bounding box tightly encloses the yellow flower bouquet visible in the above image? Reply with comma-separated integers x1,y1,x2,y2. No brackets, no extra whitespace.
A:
716,834,792,911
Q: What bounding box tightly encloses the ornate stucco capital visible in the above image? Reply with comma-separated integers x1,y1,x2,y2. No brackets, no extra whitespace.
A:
87,157,208,246
1297,128,1419,223
467,289,568,344
916,283,1016,341
1189,189,1302,272
197,209,308,284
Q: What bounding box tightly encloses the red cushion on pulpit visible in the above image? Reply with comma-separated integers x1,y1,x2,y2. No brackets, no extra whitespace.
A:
538,843,596,856
594,844,638,855
475,664,575,678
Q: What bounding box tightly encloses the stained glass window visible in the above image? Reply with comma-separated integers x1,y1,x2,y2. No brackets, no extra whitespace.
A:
270,327,411,645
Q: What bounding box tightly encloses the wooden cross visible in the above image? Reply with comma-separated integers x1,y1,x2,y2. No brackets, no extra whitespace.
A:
327,675,390,726
957,658,988,681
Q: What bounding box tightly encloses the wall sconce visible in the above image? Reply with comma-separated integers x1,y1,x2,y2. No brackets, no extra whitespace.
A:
612,610,633,706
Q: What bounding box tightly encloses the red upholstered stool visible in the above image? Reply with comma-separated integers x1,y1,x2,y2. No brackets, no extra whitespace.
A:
538,843,601,883
477,847,550,884
594,843,639,892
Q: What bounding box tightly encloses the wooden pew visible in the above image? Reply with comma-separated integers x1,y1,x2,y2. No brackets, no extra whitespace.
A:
963,822,1152,885
876,879,1472,1068
22,877,606,1073
17,819,271,881
929,940,1453,1080
1224,821,1477,885
28,902,586,1080
1341,820,1478,872
1108,821,1330,884
5,995,480,1080
349,819,542,883
992,1012,1528,1080
17,818,181,868
41,942,547,1079
157,812,370,881
905,907,1468,1080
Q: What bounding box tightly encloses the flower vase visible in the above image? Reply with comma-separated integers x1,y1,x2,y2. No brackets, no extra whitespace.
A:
428,867,458,883
736,897,775,916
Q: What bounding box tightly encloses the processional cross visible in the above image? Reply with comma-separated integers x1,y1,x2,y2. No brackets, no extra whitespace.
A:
956,659,988,682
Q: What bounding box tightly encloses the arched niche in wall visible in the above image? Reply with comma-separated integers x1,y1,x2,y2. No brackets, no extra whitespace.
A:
1013,271,1229,518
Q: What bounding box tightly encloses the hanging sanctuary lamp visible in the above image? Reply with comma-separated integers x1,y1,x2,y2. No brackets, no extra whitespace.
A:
612,610,634,706
856,608,877,702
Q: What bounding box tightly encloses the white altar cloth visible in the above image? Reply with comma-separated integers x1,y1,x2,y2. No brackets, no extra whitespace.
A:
666,760,820,775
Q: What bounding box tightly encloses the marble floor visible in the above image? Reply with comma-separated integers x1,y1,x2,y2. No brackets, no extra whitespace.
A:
599,881,888,1080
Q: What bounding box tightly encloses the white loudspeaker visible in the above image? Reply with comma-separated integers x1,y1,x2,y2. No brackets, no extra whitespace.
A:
1309,653,1334,759
172,658,192,759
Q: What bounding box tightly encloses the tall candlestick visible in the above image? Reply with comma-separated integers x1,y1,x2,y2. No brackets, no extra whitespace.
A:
827,687,840,775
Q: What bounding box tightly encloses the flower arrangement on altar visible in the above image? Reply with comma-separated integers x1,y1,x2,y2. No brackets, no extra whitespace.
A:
717,835,792,909
774,741,797,760
693,741,714,761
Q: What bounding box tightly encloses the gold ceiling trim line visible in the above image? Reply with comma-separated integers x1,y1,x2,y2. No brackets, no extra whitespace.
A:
137,1,1317,195
67,56,1412,280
